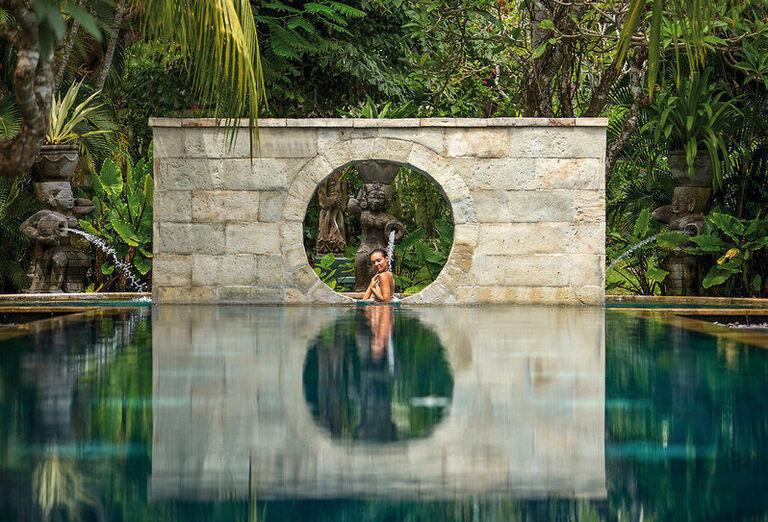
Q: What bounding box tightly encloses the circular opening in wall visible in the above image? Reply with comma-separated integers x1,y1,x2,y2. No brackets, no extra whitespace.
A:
302,310,454,443
303,160,454,298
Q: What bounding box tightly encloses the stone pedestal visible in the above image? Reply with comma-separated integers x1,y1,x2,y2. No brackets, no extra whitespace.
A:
663,254,700,296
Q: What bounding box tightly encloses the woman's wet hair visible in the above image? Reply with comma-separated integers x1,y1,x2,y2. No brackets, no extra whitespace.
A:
369,248,388,260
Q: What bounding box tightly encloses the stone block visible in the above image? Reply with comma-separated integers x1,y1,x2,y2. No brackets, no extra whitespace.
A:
154,190,192,222
217,285,285,303
454,159,535,190
445,128,510,158
573,190,605,223
192,190,260,223
507,127,606,158
452,223,479,247
191,254,258,286
451,196,477,224
258,191,285,222
254,128,317,158
471,190,509,222
154,286,218,303
284,288,307,303
155,159,222,190
256,255,287,286
153,128,185,158
377,128,444,154
317,128,377,150
300,155,334,185
184,128,252,158
569,254,604,287
321,138,378,168
477,223,603,255
472,254,573,286
535,158,602,190
370,138,414,163
225,223,281,254
474,286,581,304
153,254,192,286
507,191,575,222
282,192,310,223
156,223,225,254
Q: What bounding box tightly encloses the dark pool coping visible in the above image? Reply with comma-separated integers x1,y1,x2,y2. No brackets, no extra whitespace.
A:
0,292,149,302
607,295,768,308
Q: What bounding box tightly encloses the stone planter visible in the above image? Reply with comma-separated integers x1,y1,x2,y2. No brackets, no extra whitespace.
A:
668,150,713,187
355,159,400,184
31,144,79,181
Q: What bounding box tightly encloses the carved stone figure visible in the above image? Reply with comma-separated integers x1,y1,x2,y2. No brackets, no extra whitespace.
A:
20,172,94,293
651,186,710,236
348,181,405,291
652,152,714,295
315,170,348,254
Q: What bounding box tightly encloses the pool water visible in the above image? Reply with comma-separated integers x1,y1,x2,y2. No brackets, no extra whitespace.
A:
0,305,767,521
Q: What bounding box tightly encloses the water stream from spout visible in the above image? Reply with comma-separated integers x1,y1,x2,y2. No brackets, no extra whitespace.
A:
67,228,147,292
386,229,396,272
606,233,661,274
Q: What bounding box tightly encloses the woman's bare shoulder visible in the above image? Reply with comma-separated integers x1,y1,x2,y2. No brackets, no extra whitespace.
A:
380,271,395,283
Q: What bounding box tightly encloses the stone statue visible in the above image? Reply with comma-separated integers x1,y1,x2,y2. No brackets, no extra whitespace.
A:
348,181,405,291
652,152,713,295
21,174,94,293
652,186,710,236
315,170,348,254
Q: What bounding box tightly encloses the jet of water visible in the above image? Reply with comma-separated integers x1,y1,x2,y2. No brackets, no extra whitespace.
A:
67,229,147,292
386,229,396,272
606,233,661,274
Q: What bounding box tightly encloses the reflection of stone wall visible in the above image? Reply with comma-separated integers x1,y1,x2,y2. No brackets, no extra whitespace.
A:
151,118,606,304
150,306,605,500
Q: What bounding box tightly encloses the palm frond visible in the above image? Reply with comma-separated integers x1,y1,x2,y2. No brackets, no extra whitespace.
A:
143,0,266,129
0,95,21,139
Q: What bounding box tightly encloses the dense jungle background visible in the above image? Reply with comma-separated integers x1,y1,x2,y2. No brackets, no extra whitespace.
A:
1,0,768,296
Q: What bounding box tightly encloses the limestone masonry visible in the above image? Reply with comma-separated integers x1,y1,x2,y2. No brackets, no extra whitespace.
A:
150,118,607,305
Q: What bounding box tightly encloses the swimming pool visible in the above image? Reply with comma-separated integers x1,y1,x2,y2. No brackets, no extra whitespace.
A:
1,304,766,520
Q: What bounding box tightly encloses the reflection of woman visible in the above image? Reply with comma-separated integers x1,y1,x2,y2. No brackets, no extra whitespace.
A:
356,306,397,441
364,305,393,362
362,249,394,302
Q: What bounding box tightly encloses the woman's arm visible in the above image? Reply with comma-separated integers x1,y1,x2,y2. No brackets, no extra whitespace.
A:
369,272,393,302
363,274,379,300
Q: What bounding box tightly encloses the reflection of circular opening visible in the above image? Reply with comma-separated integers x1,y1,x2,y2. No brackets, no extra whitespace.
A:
302,160,454,297
303,310,454,442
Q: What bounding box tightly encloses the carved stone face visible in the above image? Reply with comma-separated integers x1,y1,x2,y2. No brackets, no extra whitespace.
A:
35,182,75,210
365,184,389,212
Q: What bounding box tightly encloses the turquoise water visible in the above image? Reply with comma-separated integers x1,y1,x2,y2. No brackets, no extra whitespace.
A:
0,305,767,521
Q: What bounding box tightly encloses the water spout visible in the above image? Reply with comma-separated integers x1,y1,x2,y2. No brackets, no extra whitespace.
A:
606,233,661,274
386,229,395,272
67,229,147,292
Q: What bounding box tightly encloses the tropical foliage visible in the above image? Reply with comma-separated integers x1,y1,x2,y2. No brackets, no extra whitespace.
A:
79,151,154,291
683,213,768,296
0,0,766,296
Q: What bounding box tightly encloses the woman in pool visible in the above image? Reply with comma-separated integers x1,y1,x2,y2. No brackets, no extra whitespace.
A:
362,248,395,303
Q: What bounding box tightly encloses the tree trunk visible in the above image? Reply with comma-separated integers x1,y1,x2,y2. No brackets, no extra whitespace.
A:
54,19,81,91
0,0,54,178
94,0,126,91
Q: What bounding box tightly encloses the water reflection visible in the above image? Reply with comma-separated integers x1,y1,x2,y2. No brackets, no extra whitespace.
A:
303,307,454,442
7,306,766,519
150,306,606,501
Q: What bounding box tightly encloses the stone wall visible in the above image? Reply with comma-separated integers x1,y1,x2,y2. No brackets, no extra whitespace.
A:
151,118,607,304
